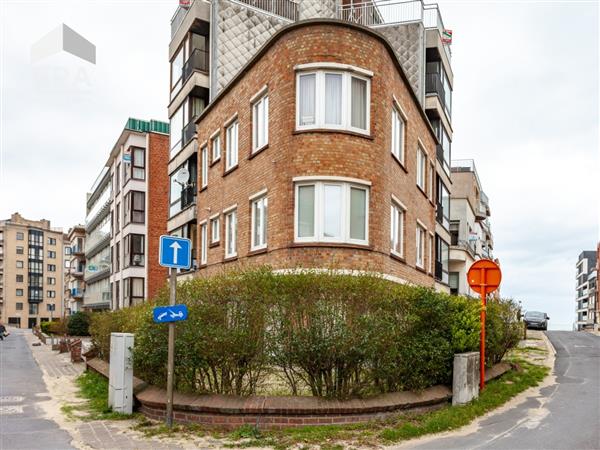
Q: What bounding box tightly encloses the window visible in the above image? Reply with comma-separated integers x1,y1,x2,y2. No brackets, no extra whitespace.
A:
16,289,23,297
115,242,120,271
251,195,268,250
226,120,239,171
47,290,56,298
47,250,56,258
252,94,269,152
171,45,184,92
416,224,426,268
29,303,39,315
170,104,184,157
16,275,23,283
124,277,144,306
16,302,23,311
132,147,145,180
47,264,56,272
416,146,427,190
115,162,121,194
16,246,23,255
435,236,450,284
201,146,208,188
169,154,197,217
211,133,221,162
124,234,145,267
295,180,369,245
115,202,120,231
391,106,405,163
296,70,370,133
200,222,207,265
437,179,450,229
428,164,435,200
48,237,56,245
225,209,237,258
47,277,56,285
47,304,55,312
429,234,434,274
125,191,145,224
16,232,24,240
65,247,72,255
390,202,404,256
210,216,220,244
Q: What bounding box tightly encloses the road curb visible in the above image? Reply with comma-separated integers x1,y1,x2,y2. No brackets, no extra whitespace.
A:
540,331,557,358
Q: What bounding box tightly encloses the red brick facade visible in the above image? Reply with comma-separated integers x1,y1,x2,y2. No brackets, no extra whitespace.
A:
194,22,438,286
147,132,170,299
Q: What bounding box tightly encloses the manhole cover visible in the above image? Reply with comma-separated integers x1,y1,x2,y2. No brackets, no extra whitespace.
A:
0,405,24,415
0,396,24,403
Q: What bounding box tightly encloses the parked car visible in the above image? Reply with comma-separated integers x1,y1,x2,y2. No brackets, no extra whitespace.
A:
524,311,550,330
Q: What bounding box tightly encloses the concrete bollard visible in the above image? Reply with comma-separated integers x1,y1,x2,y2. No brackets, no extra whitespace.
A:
452,352,480,405
108,333,134,414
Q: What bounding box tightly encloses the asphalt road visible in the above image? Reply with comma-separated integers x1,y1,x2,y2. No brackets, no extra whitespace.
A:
394,331,600,450
0,328,75,450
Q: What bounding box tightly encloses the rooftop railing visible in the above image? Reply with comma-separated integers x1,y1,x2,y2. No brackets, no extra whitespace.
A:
234,0,298,21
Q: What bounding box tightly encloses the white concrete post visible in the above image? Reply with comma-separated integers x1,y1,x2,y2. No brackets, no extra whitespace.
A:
452,352,480,405
108,332,134,414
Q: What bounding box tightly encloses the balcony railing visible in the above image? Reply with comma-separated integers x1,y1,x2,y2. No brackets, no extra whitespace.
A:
338,0,421,27
425,73,446,109
171,1,192,38
181,184,197,210
71,245,84,255
234,0,298,21
182,116,199,149
71,288,84,299
182,49,209,83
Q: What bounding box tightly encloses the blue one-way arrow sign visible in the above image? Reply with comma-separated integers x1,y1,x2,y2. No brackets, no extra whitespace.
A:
153,304,188,323
159,235,192,269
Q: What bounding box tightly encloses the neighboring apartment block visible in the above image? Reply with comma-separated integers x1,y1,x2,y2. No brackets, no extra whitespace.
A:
575,250,597,330
84,118,170,311
167,0,454,289
448,160,495,296
64,225,85,314
0,213,64,328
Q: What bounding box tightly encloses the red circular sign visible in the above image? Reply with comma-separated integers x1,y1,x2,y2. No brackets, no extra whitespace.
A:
467,259,502,295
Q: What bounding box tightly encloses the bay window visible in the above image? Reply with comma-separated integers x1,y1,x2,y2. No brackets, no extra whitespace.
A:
132,147,145,180
390,201,405,256
124,191,145,225
124,234,145,267
252,94,269,152
226,120,239,170
124,277,144,306
294,179,369,245
296,69,370,134
251,195,268,250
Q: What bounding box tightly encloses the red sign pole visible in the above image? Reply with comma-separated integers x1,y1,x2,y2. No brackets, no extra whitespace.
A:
479,267,486,390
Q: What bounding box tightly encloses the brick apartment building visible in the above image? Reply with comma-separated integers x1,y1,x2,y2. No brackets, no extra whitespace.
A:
84,118,170,310
0,213,65,328
167,0,455,289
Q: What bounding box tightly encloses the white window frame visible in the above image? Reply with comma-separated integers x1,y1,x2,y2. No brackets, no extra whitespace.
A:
211,132,221,162
200,221,207,265
295,70,371,135
416,145,427,191
201,146,208,188
390,201,405,257
294,179,369,246
251,195,268,251
416,223,426,269
252,93,269,153
225,120,239,171
210,215,220,244
391,104,406,164
225,209,237,258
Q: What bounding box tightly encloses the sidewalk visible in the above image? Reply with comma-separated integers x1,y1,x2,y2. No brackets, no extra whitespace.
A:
25,332,197,450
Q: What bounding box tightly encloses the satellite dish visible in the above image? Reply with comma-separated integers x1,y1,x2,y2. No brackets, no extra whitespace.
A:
176,167,190,185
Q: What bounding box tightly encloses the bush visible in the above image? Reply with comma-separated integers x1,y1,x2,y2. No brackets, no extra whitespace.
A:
485,297,522,366
68,311,91,336
41,319,67,335
89,267,520,399
40,321,52,335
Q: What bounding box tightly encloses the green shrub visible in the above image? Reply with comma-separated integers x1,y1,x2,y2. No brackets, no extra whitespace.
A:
41,319,67,335
485,297,522,366
88,267,520,399
68,311,91,336
40,321,52,335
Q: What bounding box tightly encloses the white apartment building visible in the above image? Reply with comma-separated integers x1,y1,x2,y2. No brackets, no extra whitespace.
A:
575,250,597,330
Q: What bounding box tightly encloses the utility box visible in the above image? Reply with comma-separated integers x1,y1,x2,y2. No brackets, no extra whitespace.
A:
108,333,134,414
452,352,479,405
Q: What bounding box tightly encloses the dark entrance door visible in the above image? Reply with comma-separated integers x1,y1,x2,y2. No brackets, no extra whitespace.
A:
28,317,37,328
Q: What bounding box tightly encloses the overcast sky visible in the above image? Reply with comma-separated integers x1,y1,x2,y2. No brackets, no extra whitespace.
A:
0,0,598,328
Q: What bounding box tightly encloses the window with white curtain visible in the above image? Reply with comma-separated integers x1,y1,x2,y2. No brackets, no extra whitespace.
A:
225,209,237,258
417,146,427,190
252,94,269,152
295,180,368,245
391,202,404,256
296,70,370,133
211,133,221,162
416,223,426,268
201,146,208,188
226,120,238,170
251,195,268,250
391,106,405,163
200,222,207,265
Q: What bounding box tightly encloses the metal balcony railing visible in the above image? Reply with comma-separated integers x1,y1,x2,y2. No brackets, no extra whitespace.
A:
425,73,446,109
71,288,84,298
181,184,197,210
182,116,199,148
182,49,209,83
338,0,421,27
234,0,298,21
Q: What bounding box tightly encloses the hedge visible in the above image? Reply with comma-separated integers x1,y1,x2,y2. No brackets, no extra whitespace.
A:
89,267,520,399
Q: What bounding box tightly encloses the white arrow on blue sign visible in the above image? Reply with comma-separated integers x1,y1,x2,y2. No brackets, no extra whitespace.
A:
153,304,188,323
159,235,192,269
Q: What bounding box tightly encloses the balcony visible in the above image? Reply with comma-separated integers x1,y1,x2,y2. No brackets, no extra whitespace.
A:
70,265,85,278
71,288,84,299
183,49,209,84
234,0,298,21
426,73,446,109
435,260,449,284
182,116,199,149
71,245,84,256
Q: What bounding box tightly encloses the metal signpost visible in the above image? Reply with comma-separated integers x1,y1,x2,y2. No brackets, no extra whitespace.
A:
157,235,192,427
467,259,502,391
